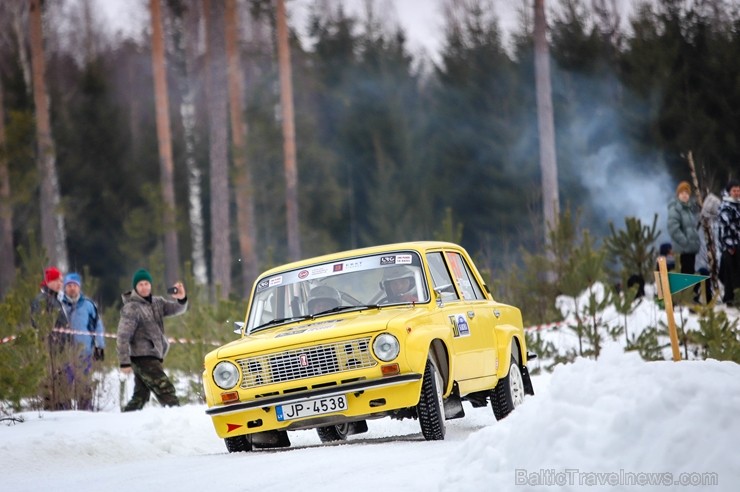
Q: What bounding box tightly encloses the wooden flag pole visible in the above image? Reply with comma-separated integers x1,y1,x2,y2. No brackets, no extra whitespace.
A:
657,256,682,361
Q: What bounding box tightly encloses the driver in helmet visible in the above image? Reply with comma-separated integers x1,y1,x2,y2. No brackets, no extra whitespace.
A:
381,266,418,303
307,285,342,315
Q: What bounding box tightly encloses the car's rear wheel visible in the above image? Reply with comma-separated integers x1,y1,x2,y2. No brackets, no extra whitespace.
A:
316,423,350,442
224,435,252,453
417,358,446,440
491,355,525,420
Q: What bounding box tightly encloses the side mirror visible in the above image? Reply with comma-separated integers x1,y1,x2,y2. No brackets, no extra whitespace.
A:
434,283,456,308
234,321,245,335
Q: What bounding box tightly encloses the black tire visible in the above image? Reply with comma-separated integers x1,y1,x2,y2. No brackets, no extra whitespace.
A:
416,358,446,440
491,355,525,420
224,434,252,453
316,423,350,442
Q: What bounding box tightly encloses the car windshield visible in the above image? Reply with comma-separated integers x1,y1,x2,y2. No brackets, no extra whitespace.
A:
246,251,429,334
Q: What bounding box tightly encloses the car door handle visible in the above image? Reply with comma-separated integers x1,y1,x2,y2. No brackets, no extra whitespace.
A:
467,311,475,319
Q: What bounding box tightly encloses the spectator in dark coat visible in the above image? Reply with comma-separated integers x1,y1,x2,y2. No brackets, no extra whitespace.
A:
30,266,67,331
117,269,187,411
30,266,71,410
718,180,740,306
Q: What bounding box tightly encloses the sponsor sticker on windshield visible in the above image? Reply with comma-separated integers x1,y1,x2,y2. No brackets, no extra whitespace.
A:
269,276,283,287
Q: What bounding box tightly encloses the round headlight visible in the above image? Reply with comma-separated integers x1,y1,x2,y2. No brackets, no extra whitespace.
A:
373,333,400,362
213,361,240,389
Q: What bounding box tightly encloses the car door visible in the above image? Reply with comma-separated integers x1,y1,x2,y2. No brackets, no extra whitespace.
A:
443,251,498,381
426,251,489,382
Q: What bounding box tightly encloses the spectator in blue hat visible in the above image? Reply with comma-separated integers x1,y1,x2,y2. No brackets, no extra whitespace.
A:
60,272,106,410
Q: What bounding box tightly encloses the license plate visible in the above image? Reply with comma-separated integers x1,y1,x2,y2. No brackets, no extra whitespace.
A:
276,395,347,422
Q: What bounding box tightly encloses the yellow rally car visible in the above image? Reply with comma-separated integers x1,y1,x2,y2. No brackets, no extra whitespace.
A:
203,241,534,452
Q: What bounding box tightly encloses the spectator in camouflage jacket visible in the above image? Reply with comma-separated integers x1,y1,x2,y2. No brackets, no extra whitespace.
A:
718,180,740,305
117,268,187,411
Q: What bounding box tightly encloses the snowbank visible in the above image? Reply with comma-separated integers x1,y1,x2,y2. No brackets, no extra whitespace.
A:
442,349,740,491
3,351,738,492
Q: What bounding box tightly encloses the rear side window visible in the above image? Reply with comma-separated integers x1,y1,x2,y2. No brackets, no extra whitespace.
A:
426,253,459,301
445,252,485,301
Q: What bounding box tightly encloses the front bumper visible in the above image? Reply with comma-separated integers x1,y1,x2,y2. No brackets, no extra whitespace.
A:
206,372,423,438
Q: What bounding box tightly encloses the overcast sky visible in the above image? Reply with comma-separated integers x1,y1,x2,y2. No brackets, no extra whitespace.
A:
90,0,648,64
91,0,526,62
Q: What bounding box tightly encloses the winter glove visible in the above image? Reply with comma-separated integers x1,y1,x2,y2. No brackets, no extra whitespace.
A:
93,347,105,361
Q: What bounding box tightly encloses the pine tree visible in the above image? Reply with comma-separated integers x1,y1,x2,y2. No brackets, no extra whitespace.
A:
604,215,660,284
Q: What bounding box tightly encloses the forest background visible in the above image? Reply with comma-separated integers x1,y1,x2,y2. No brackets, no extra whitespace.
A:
1,0,740,347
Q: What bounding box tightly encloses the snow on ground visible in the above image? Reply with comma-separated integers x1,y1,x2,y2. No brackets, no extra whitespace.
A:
3,350,738,492
443,348,740,491
526,281,732,371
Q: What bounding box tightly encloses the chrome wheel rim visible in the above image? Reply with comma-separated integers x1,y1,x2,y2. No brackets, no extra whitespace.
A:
434,368,444,412
509,362,524,407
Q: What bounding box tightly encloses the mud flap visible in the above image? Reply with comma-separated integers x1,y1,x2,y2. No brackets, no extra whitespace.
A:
443,393,466,419
250,429,291,448
348,420,369,435
521,365,535,396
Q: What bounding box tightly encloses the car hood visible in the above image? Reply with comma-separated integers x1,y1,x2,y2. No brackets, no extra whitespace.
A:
215,307,417,359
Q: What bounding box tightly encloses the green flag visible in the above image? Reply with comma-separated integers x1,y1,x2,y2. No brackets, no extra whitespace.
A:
668,273,709,294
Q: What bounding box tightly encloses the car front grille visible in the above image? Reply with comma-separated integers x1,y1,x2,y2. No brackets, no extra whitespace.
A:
237,337,376,389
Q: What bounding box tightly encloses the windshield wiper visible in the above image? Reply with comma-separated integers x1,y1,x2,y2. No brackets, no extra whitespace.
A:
251,315,314,333
312,304,381,316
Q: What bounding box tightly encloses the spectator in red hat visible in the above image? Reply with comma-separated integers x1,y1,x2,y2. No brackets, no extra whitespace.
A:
31,266,68,330
30,266,71,410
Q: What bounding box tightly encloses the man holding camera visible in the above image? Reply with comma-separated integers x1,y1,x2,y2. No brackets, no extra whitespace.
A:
117,268,187,411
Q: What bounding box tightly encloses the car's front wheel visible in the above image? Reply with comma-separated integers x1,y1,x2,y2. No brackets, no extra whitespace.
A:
417,358,446,440
491,355,525,420
224,435,252,453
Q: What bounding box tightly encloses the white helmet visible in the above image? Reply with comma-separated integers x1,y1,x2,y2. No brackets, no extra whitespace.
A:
381,266,416,301
308,285,342,314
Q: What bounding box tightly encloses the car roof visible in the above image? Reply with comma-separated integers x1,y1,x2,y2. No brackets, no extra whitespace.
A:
257,241,464,278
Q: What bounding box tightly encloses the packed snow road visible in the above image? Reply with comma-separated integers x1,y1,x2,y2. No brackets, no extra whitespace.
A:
3,350,739,492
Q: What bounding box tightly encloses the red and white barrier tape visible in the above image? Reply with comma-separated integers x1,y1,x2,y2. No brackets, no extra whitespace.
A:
0,327,223,346
1,334,17,344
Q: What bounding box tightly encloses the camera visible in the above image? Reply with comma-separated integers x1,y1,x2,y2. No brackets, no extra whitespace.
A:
167,286,179,294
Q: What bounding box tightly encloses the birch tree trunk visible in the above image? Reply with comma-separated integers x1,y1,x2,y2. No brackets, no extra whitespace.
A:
0,78,15,297
29,0,68,271
11,1,32,97
149,0,181,284
225,0,258,295
204,0,231,297
276,0,301,261
534,0,559,243
169,0,208,286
